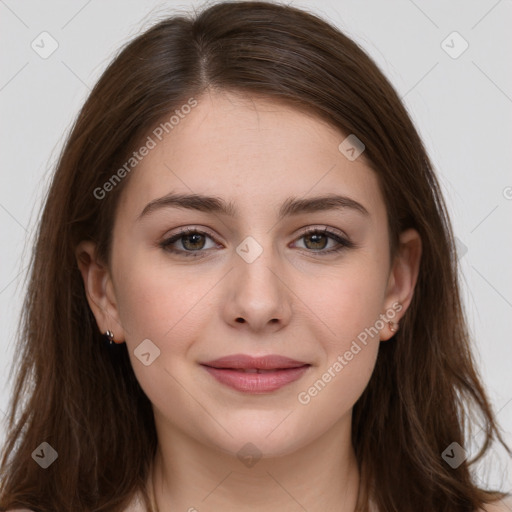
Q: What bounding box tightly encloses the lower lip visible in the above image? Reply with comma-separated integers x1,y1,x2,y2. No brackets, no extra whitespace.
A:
202,365,310,393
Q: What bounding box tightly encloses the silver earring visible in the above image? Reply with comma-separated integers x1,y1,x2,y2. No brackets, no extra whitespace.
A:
105,330,115,345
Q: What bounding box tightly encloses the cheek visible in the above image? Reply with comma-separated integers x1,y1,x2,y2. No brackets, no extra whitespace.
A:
112,260,207,406
300,255,387,399
113,246,204,332
112,261,215,381
296,342,379,441
312,258,389,343
296,267,385,416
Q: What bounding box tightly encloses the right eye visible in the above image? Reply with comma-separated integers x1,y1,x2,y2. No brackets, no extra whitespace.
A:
159,228,220,257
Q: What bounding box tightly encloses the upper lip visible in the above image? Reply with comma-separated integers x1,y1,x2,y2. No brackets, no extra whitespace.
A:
201,354,309,370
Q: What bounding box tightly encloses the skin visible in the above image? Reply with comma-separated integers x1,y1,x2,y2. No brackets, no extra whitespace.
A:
76,90,423,512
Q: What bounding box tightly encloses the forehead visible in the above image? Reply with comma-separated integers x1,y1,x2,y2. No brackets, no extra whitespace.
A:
117,91,385,222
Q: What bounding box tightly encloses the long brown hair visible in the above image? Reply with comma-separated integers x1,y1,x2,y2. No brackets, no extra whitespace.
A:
0,2,510,511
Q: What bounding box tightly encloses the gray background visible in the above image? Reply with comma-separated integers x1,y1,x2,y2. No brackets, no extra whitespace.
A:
1,0,511,491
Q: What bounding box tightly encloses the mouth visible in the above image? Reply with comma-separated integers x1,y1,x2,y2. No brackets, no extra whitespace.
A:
209,367,306,373
200,354,311,393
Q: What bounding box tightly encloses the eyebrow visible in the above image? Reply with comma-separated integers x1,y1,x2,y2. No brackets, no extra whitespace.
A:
136,192,370,222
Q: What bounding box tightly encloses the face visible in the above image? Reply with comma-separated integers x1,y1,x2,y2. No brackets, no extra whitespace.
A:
78,90,420,459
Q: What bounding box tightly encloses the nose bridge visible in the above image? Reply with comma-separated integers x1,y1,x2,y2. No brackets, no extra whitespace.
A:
234,233,281,294
226,232,292,330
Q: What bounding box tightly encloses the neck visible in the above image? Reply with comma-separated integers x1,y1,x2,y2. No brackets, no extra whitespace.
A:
149,412,360,512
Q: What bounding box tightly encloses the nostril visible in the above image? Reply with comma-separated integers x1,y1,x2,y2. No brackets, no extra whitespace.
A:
236,318,245,323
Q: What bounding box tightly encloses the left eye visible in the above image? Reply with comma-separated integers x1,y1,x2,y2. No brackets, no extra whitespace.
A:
294,228,348,252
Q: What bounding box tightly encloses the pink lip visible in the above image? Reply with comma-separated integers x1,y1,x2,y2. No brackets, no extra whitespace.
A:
200,354,311,393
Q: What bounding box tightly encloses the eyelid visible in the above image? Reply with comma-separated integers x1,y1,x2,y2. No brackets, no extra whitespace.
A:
292,226,355,252
298,225,350,240
160,225,217,241
161,225,349,242
159,225,354,256
160,225,221,249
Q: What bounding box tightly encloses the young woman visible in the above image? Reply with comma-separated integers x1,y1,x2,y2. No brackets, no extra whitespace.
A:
1,1,510,511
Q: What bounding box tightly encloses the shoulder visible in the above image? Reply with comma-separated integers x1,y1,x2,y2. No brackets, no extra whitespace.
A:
5,490,146,512
123,490,146,512
478,496,512,512
368,496,512,512
5,500,145,512
5,503,143,512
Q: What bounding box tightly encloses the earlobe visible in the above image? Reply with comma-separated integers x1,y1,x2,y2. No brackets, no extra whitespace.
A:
75,241,125,342
381,228,422,341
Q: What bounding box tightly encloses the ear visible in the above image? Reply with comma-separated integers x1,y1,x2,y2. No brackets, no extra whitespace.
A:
380,228,422,341
75,240,125,343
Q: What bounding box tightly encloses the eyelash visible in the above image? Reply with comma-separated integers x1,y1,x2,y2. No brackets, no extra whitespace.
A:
158,227,355,258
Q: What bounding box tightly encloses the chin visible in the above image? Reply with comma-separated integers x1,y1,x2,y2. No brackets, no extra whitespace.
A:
204,417,311,460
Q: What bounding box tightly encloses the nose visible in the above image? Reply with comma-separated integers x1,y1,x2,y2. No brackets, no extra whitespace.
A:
221,235,293,334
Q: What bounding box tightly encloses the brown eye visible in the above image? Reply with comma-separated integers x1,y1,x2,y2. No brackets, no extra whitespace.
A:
159,228,217,257
293,227,355,255
303,232,329,250
181,232,206,251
